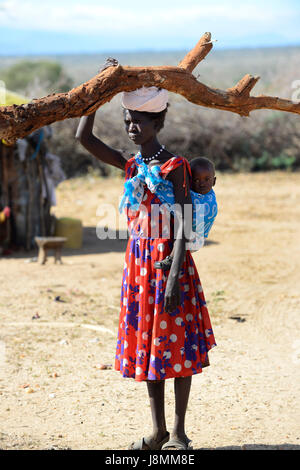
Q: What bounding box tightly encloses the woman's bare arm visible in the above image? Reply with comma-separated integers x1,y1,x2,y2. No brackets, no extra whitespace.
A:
75,58,127,171
75,112,127,171
164,165,192,313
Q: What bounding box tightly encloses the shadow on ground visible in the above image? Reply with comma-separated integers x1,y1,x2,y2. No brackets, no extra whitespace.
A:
1,226,219,260
1,226,128,260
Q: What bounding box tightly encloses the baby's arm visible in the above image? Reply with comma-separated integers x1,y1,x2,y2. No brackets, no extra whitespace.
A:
154,253,174,270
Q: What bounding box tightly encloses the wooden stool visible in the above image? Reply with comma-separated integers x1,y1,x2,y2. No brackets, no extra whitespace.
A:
35,236,67,265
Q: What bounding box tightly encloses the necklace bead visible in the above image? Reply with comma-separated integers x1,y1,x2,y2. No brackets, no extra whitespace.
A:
139,145,165,163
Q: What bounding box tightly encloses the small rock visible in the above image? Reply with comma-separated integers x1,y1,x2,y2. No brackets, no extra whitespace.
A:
54,296,66,303
94,363,112,370
50,372,59,378
24,257,38,263
229,316,246,323
59,339,68,346
89,338,100,343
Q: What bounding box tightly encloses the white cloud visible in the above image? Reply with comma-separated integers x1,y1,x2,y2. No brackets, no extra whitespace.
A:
0,0,299,46
0,1,295,30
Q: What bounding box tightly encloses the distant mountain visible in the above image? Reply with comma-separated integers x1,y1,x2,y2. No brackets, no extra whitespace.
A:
0,27,115,56
1,42,299,95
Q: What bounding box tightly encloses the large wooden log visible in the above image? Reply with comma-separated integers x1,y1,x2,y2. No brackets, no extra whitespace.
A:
0,32,299,145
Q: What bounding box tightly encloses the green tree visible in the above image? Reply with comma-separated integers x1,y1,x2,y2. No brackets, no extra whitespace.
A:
0,60,73,94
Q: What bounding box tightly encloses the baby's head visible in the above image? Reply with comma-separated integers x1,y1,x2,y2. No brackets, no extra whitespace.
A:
190,157,216,194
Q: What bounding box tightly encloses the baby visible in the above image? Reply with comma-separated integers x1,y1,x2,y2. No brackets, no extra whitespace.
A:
154,157,217,270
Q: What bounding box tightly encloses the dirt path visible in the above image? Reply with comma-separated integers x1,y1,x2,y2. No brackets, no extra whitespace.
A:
0,172,299,450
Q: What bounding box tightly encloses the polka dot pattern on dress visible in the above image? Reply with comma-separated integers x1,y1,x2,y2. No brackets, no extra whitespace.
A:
115,155,217,381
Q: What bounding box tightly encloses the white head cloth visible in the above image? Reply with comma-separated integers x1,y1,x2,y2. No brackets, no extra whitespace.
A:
122,86,168,113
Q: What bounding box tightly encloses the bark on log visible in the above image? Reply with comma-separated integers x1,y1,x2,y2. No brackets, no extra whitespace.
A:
0,32,299,145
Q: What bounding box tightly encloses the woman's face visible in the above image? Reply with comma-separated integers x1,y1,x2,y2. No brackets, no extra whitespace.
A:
124,110,158,145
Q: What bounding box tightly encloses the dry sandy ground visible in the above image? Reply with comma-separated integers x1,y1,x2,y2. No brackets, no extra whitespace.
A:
0,171,299,450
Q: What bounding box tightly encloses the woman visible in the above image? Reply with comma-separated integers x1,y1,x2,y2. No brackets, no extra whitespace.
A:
75,61,216,450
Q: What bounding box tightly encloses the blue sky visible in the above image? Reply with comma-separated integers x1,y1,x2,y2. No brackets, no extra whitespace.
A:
0,0,300,55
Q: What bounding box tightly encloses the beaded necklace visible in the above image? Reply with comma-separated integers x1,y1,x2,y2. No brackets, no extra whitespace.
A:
138,145,165,163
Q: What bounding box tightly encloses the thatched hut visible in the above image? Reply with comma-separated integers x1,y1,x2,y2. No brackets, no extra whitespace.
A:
0,92,65,252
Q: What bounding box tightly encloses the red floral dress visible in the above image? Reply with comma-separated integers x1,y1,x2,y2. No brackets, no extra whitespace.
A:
115,155,216,381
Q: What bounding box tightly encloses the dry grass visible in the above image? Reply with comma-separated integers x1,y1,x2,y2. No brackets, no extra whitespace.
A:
0,171,299,450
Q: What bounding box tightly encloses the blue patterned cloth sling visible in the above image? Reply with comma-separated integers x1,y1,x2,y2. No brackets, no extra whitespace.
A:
119,153,218,251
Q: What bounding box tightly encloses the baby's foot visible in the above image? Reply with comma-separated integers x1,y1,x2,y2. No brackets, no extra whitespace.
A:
154,256,173,271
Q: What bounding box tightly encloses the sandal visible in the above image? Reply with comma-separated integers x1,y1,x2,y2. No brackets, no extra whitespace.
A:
161,438,193,450
154,256,173,271
128,432,170,450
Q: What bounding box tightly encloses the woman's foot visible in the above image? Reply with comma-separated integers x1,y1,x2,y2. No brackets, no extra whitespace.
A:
128,431,170,450
154,255,173,271
161,432,192,450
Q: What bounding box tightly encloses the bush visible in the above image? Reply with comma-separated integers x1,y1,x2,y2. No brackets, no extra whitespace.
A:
47,93,300,177
2,48,300,175
0,60,73,95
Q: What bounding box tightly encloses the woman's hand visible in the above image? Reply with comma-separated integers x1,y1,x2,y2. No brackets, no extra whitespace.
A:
164,277,181,313
98,57,119,74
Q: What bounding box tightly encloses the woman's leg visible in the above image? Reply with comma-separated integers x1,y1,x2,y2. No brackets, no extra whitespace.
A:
128,380,169,449
146,380,168,441
172,376,192,443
